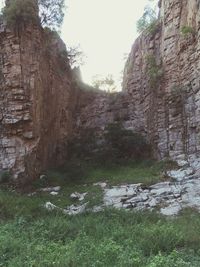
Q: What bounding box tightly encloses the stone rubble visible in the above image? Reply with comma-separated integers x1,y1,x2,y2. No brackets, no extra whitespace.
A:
44,160,200,216
103,160,200,215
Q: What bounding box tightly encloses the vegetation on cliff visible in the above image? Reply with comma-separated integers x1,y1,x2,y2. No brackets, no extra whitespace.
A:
2,0,65,31
136,4,158,34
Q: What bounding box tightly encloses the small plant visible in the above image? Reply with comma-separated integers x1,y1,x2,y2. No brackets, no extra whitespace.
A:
145,54,163,88
181,26,195,36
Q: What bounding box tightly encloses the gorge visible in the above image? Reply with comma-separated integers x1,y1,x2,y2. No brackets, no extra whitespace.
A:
1,0,200,183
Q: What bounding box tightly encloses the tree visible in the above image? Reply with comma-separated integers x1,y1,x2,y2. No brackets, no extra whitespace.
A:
2,0,39,26
136,2,158,34
38,0,65,31
67,45,85,67
92,74,117,92
2,0,65,31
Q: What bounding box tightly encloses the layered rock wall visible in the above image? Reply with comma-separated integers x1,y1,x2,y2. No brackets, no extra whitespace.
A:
1,0,200,183
123,0,200,160
0,21,78,183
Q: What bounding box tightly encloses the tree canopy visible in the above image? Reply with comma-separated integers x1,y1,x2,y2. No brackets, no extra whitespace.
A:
2,0,65,31
38,0,65,31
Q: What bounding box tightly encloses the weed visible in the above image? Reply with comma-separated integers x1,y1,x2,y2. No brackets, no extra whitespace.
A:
181,26,195,36
145,54,163,88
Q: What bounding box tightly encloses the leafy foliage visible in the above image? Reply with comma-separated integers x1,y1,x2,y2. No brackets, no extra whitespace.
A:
69,123,151,163
103,122,151,161
2,0,39,27
92,74,117,92
145,54,163,88
38,0,65,31
67,45,85,67
2,0,65,31
137,5,158,34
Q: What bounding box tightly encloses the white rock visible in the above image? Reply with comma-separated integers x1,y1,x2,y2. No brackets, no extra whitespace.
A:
93,182,107,188
44,202,57,211
41,186,61,192
148,198,158,207
167,168,194,181
160,203,182,216
177,160,188,167
70,192,87,201
65,203,88,215
189,158,200,171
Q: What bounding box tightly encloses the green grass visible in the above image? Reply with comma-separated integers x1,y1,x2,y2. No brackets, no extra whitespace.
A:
44,160,170,187
1,160,199,266
0,192,200,267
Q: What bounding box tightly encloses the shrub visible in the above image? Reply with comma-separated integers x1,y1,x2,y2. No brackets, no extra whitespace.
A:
2,0,39,27
68,124,151,163
145,54,163,88
103,122,151,161
137,6,159,35
2,0,65,31
181,26,195,36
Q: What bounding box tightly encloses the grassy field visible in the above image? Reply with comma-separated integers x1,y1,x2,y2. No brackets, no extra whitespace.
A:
1,160,200,267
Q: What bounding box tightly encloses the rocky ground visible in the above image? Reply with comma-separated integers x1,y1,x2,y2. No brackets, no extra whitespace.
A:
43,157,200,217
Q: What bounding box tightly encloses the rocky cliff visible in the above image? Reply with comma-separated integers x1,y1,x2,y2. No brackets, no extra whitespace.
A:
123,0,200,160
0,19,80,183
77,0,200,161
1,0,200,183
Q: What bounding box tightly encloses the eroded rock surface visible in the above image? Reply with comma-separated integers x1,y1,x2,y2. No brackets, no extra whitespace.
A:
0,20,80,183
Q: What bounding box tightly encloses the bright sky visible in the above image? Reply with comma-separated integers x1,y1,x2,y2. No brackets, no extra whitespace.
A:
61,0,157,88
0,0,157,88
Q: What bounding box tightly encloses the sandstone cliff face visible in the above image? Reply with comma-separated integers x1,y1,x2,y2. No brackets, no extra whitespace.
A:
123,0,200,160
0,21,78,183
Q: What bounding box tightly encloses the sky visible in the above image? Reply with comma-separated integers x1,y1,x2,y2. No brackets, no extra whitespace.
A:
61,0,157,88
0,0,157,89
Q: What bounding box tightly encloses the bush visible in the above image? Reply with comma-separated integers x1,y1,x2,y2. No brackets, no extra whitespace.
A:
103,123,151,161
181,26,195,36
2,0,39,27
137,6,158,34
69,123,151,163
145,54,163,88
